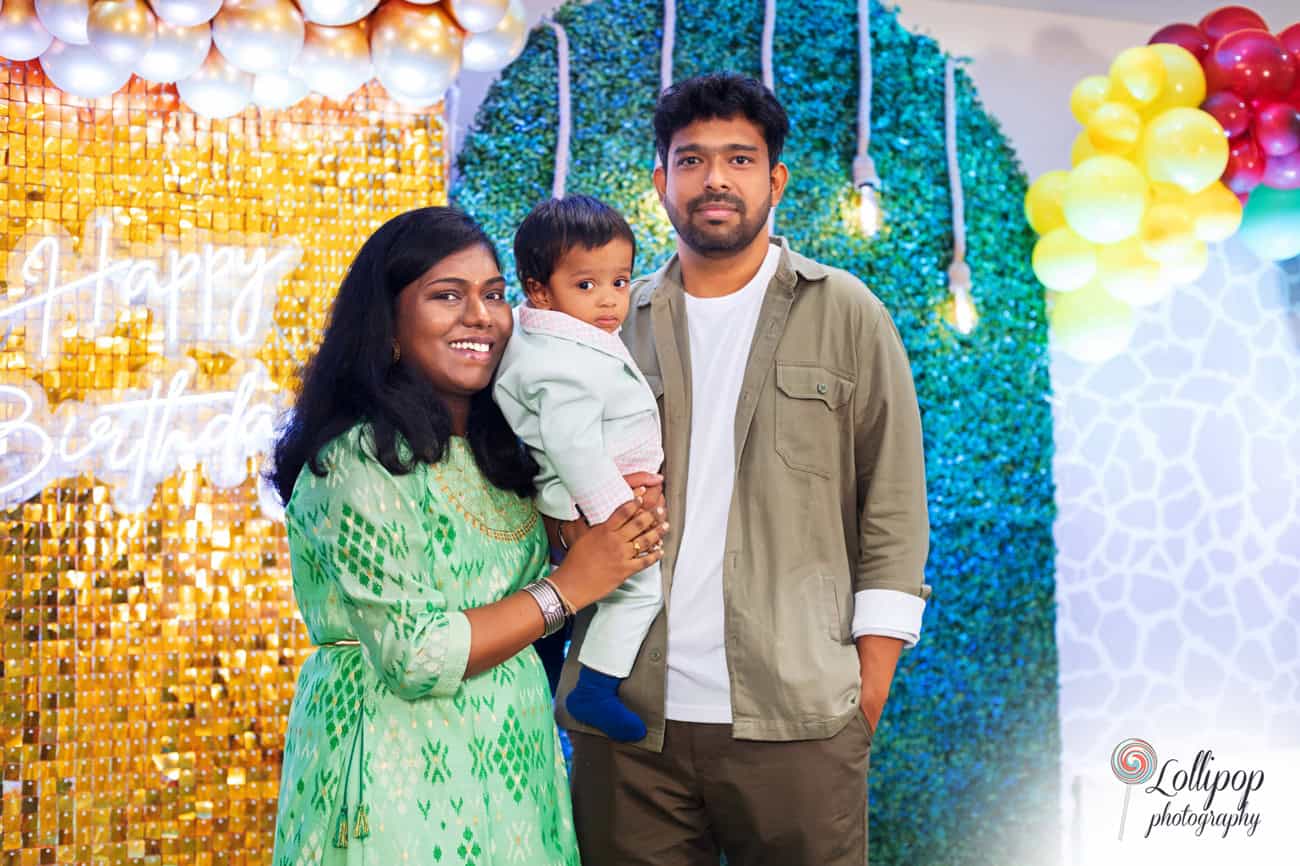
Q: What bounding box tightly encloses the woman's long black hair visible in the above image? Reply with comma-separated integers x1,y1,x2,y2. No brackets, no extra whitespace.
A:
269,206,538,504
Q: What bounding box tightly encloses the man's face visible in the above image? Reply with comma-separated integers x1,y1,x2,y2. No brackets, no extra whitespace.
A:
654,115,788,258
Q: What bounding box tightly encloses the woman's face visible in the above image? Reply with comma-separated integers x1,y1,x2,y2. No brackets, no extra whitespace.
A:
394,244,512,403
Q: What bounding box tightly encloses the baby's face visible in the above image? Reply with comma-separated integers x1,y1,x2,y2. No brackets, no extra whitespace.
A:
529,239,634,334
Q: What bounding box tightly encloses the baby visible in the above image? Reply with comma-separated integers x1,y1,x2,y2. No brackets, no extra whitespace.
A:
493,195,664,742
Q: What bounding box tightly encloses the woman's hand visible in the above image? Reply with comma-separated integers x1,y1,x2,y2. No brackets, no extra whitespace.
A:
549,500,667,611
557,472,665,552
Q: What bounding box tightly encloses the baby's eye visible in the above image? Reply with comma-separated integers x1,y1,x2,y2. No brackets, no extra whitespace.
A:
614,278,630,289
577,280,595,291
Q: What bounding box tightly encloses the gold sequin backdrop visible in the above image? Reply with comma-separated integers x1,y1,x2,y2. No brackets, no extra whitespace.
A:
0,61,446,864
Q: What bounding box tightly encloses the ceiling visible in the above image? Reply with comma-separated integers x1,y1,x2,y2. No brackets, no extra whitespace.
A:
943,0,1296,28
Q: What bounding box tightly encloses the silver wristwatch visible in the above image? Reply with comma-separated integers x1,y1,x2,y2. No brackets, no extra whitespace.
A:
522,579,568,637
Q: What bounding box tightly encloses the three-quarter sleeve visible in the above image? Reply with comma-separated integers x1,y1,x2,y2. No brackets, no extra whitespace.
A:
302,436,472,700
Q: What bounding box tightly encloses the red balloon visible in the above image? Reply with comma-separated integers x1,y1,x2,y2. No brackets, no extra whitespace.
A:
1199,5,1270,42
1255,102,1300,155
1205,29,1297,99
1204,90,1253,137
1149,23,1213,59
1263,149,1300,188
1224,135,1267,193
1279,23,1300,56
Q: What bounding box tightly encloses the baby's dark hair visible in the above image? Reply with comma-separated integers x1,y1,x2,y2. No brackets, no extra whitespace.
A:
514,195,637,289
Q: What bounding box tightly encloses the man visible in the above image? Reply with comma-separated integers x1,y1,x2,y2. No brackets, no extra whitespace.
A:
554,73,931,866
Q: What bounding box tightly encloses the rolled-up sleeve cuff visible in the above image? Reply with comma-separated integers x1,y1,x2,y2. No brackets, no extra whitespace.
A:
851,589,926,648
428,610,473,697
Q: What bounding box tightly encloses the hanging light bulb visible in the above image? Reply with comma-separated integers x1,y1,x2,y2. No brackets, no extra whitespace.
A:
853,153,882,237
944,260,979,335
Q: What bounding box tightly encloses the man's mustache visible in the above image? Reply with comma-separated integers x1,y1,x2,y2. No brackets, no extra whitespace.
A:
688,194,746,215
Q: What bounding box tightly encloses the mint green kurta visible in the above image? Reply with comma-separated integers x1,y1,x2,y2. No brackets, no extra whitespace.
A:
271,427,579,866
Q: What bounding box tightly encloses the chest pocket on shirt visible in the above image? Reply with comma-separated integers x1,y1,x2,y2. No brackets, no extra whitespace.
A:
774,363,854,478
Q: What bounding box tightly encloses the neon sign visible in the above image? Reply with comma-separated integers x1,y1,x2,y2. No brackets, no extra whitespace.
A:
0,210,303,516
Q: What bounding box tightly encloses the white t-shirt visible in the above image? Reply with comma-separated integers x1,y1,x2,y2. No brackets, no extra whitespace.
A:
665,244,781,723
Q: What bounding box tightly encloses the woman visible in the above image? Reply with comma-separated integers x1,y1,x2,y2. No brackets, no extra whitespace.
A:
268,207,665,865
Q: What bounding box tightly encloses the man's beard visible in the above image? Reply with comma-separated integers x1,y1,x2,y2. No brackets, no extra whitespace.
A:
665,190,771,257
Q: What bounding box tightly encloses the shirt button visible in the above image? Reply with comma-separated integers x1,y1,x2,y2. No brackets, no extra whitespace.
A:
649,648,663,662
817,383,828,395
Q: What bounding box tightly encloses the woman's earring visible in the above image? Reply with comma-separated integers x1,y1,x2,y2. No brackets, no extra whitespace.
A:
392,340,401,363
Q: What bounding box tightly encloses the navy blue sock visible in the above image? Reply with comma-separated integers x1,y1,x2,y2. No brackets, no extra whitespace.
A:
565,666,647,742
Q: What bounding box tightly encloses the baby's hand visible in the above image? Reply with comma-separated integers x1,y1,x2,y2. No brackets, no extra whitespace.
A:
623,472,666,521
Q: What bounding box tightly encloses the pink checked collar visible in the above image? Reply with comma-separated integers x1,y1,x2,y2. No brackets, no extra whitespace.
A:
517,303,637,369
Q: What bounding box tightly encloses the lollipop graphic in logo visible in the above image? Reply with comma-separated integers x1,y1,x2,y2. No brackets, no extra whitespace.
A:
1111,738,1157,840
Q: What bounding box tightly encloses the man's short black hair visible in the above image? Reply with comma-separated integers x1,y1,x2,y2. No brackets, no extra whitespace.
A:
653,73,790,169
514,195,637,289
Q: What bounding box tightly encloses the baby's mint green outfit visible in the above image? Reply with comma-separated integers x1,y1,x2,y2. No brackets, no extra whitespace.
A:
270,427,580,866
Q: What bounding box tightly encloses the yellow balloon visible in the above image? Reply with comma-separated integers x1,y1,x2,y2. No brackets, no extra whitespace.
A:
1064,155,1149,244
1145,43,1206,116
1110,46,1165,104
1185,182,1243,243
1086,101,1142,155
1096,238,1171,307
1024,170,1069,235
1048,279,1136,364
1159,239,1209,285
1141,107,1230,194
1071,131,1099,166
1139,202,1197,264
1070,75,1112,125
1032,227,1098,292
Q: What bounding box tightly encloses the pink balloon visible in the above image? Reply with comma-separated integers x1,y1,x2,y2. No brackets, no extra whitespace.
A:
1225,135,1266,193
1204,90,1253,137
1255,102,1300,155
1262,149,1300,188
1205,29,1297,99
1199,5,1270,42
1278,23,1300,56
1149,22,1212,60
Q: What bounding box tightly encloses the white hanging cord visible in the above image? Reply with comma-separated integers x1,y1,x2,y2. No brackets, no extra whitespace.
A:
548,19,572,199
945,56,976,333
762,0,776,233
661,0,675,93
853,0,881,235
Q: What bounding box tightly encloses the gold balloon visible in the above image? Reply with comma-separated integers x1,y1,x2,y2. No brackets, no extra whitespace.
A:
87,0,155,65
1063,155,1149,244
1186,181,1243,243
445,0,508,33
295,21,371,102
1110,46,1165,104
1048,279,1136,364
1069,75,1111,126
150,0,220,27
38,35,131,95
176,43,252,117
1024,170,1069,235
0,0,54,60
1138,202,1197,264
1070,130,1098,167
1140,107,1229,194
35,0,88,44
1086,101,1141,155
461,0,524,72
1145,44,1206,116
297,0,376,26
212,0,304,74
370,0,462,105
1096,238,1170,307
1032,226,1097,292
134,18,209,82
1159,239,1208,286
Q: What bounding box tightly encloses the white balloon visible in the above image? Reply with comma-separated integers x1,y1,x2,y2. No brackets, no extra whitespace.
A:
211,0,304,73
297,0,376,27
461,0,525,72
176,44,252,118
252,69,308,108
370,1,461,103
133,19,209,82
445,0,508,33
38,36,131,96
150,0,220,27
35,0,88,44
86,0,156,65
294,21,370,102
0,0,55,60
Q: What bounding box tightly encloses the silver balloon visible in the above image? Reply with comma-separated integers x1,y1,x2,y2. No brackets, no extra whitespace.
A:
38,36,131,96
176,44,251,117
445,0,507,33
150,0,220,27
370,1,460,104
211,0,304,74
133,18,209,82
297,0,376,27
252,68,308,108
294,21,369,102
86,0,155,65
0,0,54,60
35,0,88,44
461,0,524,72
